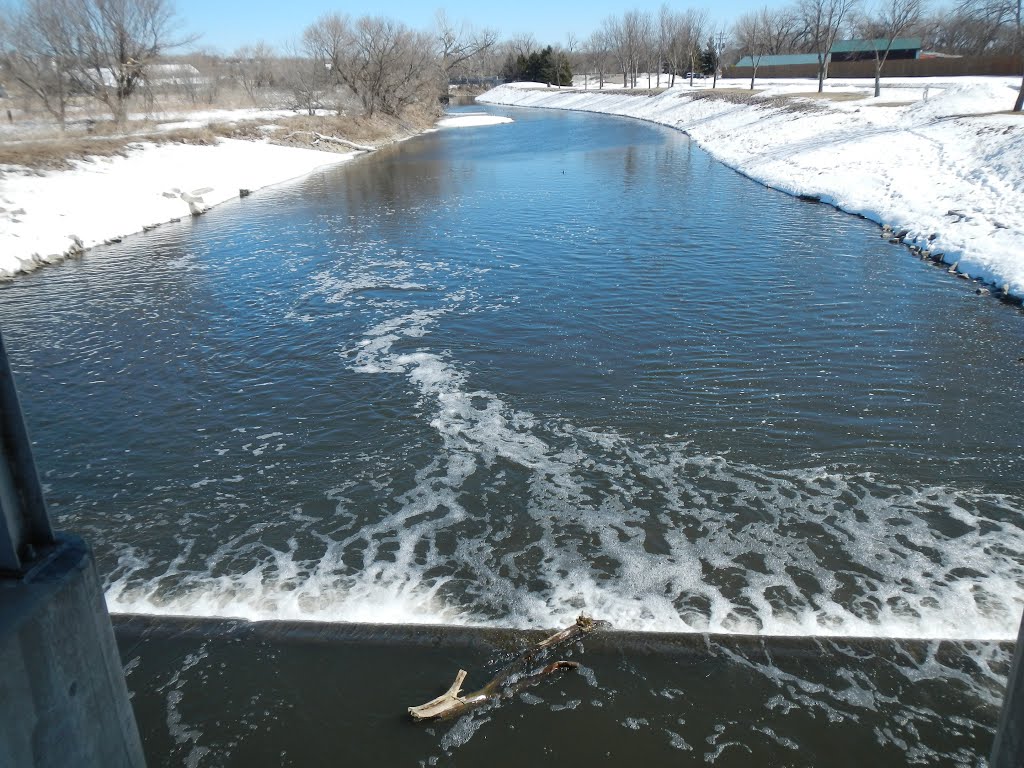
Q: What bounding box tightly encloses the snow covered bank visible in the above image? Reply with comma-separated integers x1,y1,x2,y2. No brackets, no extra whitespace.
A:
0,139,358,278
480,80,1024,300
0,110,517,279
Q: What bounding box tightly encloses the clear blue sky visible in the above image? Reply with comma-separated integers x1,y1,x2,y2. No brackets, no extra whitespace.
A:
175,0,766,54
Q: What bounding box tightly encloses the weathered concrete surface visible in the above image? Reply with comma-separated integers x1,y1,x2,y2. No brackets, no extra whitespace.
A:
1,534,145,768
991,614,1024,768
112,614,1006,767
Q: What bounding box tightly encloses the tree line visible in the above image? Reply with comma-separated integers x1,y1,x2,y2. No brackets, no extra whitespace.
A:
485,0,1017,103
571,0,1019,97
0,0,194,127
0,2,500,127
1,0,1021,126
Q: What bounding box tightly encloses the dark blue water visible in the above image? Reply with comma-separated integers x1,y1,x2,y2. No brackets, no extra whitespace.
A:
3,104,1024,765
1,107,1022,640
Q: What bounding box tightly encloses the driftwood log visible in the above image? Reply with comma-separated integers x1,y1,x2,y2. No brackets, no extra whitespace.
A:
278,131,376,153
408,615,602,722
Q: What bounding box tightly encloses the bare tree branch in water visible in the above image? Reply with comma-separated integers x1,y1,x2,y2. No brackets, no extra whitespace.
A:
408,616,605,722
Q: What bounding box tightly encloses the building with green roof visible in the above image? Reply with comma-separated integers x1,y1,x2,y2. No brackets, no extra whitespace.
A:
830,38,922,61
733,38,922,70
733,53,823,68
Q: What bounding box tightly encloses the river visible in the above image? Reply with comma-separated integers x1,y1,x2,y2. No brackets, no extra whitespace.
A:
1,105,1022,765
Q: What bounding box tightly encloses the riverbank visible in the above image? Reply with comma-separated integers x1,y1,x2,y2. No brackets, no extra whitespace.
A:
479,79,1024,301
0,111,511,279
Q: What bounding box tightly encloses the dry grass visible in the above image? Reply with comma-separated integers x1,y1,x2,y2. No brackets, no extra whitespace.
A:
787,91,866,102
684,88,831,114
0,126,226,172
0,80,451,172
0,136,135,171
271,106,440,151
205,121,272,140
624,88,670,96
689,90,762,105
154,126,218,144
705,87,765,95
0,101,445,172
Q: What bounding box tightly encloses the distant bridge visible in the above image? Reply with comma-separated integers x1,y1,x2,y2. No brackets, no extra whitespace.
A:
448,76,503,87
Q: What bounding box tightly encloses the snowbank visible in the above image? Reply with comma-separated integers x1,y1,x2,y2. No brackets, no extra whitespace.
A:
436,113,514,128
480,79,1024,299
0,139,358,277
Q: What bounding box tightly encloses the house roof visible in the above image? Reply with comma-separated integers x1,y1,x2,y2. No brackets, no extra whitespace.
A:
830,37,922,53
148,64,201,76
733,53,823,68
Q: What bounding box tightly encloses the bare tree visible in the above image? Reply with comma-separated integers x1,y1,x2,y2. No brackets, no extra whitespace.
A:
618,11,638,88
435,10,497,84
564,33,578,87
800,0,860,92
621,10,653,87
281,40,330,115
67,0,194,124
231,41,275,106
507,33,538,60
661,9,689,85
601,15,629,87
684,9,709,85
922,10,993,51
762,6,808,53
857,0,927,97
601,11,646,88
174,50,222,106
1011,0,1024,109
0,0,78,128
332,16,438,117
734,10,766,89
584,27,612,88
302,12,350,91
494,33,536,82
956,0,1021,52
655,5,671,86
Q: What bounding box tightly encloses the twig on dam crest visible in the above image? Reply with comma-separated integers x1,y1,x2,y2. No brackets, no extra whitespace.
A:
407,616,604,722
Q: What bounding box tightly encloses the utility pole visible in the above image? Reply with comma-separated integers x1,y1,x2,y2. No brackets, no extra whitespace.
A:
714,30,727,88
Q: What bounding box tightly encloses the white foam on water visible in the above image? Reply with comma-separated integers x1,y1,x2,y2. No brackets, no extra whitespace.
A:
105,250,1024,643
439,713,492,753
159,644,212,768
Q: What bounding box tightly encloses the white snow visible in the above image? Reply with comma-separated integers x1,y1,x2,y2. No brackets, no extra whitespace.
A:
480,78,1024,298
3,85,1021,294
0,108,518,278
436,113,514,128
0,138,359,277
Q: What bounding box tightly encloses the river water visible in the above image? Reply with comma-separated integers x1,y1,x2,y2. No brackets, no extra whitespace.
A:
2,105,1023,764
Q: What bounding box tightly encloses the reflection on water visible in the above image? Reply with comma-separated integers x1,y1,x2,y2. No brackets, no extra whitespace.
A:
1,103,1022,762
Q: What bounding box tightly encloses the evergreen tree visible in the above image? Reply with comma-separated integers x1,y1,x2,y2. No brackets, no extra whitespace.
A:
700,38,719,76
499,45,572,85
